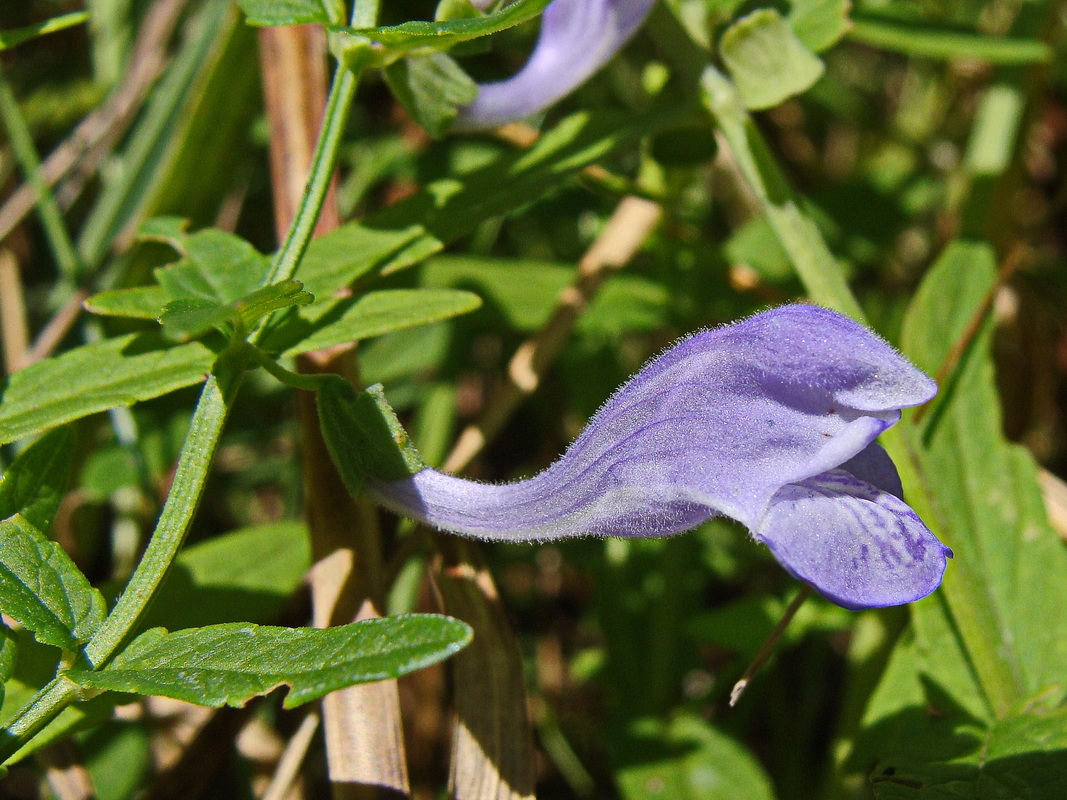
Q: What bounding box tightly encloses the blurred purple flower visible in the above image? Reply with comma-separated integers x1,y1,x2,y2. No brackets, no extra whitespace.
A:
370,305,951,610
455,0,657,130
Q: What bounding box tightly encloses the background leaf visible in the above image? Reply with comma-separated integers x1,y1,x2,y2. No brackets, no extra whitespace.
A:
719,9,825,111
69,615,472,708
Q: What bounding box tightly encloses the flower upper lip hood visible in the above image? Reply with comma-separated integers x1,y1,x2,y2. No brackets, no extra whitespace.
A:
454,0,658,131
369,305,950,611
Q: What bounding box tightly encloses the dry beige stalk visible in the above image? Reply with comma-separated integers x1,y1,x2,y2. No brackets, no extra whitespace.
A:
258,22,407,796
0,249,29,374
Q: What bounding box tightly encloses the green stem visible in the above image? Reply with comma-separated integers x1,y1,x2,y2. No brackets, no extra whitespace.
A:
0,676,79,765
249,345,331,390
0,69,83,283
699,66,864,321
263,0,379,287
82,370,242,668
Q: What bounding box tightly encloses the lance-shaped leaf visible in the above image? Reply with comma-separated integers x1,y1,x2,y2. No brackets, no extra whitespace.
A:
454,0,657,130
0,333,214,446
368,305,951,610
69,615,472,708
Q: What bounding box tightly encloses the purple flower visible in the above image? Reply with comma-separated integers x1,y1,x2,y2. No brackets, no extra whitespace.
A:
370,305,951,610
454,0,657,130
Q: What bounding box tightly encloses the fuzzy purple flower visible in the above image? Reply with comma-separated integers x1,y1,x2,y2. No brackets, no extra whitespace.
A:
454,0,657,130
370,305,951,610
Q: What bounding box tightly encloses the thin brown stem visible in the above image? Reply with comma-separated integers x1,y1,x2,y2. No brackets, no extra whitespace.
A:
730,586,813,707
26,288,87,366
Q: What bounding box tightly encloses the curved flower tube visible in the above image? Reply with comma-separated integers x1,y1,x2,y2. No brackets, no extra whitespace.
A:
454,0,657,130
369,305,951,610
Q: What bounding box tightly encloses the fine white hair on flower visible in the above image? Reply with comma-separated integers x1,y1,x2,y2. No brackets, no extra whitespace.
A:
369,305,952,611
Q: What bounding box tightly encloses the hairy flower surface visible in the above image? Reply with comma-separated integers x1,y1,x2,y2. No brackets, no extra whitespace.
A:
455,0,657,130
370,305,951,610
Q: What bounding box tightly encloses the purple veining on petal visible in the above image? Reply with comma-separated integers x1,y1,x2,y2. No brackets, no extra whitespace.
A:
454,0,657,130
368,304,949,609
755,469,952,610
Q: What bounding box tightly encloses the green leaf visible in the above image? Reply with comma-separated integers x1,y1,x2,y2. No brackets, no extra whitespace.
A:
160,281,313,342
336,0,551,58
0,11,89,50
615,715,775,800
788,0,850,53
265,288,480,357
237,0,330,27
294,103,695,299
719,9,825,110
84,286,169,320
69,615,472,708
155,229,270,306
137,216,193,252
0,515,106,651
137,522,310,632
383,51,478,138
0,333,214,446
420,256,670,334
318,379,426,498
850,14,1051,65
0,428,74,531
901,240,1067,702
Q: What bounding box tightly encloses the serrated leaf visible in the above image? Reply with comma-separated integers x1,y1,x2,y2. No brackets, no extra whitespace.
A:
0,428,74,531
266,288,480,357
0,515,106,651
237,0,330,27
69,615,471,708
0,333,214,446
84,286,169,320
720,8,825,110
0,11,88,50
336,0,551,58
384,51,478,138
318,379,426,498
